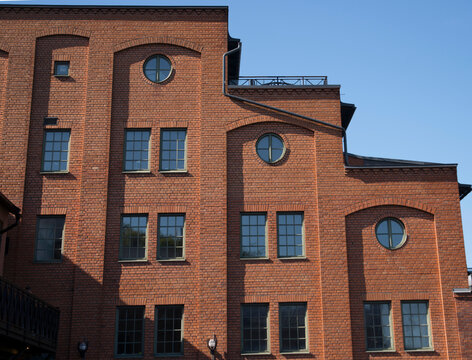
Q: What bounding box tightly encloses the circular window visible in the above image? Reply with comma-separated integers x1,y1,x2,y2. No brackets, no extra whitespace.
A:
375,218,406,249
143,55,172,83
256,133,285,163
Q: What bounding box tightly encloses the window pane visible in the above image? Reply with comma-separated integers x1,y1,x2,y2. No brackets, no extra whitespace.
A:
124,129,150,171
256,133,285,163
160,130,186,171
241,214,266,258
116,307,144,356
280,303,306,352
120,215,147,260
402,301,430,350
42,130,70,172
155,305,183,355
158,214,185,260
376,218,405,249
35,216,64,261
241,304,268,354
364,302,391,351
278,213,304,257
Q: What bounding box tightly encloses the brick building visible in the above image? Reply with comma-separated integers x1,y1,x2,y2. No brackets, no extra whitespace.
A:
0,5,471,360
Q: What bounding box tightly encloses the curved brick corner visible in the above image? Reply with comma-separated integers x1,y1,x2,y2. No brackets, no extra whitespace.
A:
114,36,203,54
344,197,435,216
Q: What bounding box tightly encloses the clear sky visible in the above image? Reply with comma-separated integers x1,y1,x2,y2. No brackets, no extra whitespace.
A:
2,0,472,266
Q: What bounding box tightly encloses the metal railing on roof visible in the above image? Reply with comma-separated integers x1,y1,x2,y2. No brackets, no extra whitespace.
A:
0,277,59,352
228,76,328,87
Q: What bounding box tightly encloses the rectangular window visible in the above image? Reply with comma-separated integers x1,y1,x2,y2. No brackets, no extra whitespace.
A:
160,129,186,171
120,215,147,260
364,302,392,351
35,216,65,262
54,61,70,76
279,303,307,353
241,304,269,354
115,306,144,357
241,213,266,258
277,212,304,257
157,214,185,260
155,305,183,356
402,301,431,351
42,130,70,172
124,129,150,172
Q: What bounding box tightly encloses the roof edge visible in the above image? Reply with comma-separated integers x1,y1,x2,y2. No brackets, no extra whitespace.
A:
0,5,228,10
0,192,20,215
345,153,458,169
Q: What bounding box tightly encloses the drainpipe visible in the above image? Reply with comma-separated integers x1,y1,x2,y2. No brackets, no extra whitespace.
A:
223,42,349,166
0,212,21,235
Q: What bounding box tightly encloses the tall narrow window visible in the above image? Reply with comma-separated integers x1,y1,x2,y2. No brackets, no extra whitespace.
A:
120,215,147,260
402,301,432,351
241,304,269,354
42,130,70,172
158,214,185,260
115,306,144,357
124,129,150,172
364,302,393,351
277,212,304,257
35,216,65,262
155,305,183,356
279,303,307,353
240,213,266,258
160,129,186,171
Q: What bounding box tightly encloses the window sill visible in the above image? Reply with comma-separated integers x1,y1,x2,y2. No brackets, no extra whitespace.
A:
241,352,271,356
118,259,148,263
405,348,434,353
34,260,62,264
155,353,183,357
159,169,187,174
122,170,151,174
53,74,70,78
278,256,307,260
366,349,396,353
40,171,69,175
240,257,269,261
157,258,186,262
280,350,310,355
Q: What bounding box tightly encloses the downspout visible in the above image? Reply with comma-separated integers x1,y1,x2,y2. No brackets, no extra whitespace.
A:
223,42,350,166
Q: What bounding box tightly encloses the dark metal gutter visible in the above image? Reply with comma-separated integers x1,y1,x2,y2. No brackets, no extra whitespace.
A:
222,42,350,165
0,5,228,10
0,192,21,235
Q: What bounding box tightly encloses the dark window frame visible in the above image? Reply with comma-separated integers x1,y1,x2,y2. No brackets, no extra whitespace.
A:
375,217,407,250
154,305,184,356
41,129,70,173
157,214,185,261
363,301,393,352
241,303,270,355
401,301,432,351
34,215,65,263
256,133,285,164
240,213,267,259
115,306,145,358
159,128,187,172
123,129,151,172
53,61,70,76
277,212,305,258
119,214,148,261
143,54,172,83
279,302,308,353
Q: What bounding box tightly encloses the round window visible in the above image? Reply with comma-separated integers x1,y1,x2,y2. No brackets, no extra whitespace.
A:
256,133,285,163
375,218,406,249
143,55,172,83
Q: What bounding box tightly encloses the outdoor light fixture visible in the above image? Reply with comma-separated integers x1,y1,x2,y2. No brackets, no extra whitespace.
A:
77,340,88,359
207,334,217,359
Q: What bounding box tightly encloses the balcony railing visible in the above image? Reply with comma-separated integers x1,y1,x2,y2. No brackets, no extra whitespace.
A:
228,76,328,87
0,277,59,352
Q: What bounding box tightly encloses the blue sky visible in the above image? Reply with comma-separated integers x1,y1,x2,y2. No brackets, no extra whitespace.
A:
2,0,472,266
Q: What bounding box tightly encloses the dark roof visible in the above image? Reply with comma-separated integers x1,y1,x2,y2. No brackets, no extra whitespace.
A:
227,35,241,81
0,192,20,215
460,184,472,200
0,5,227,10
345,153,457,168
341,102,356,130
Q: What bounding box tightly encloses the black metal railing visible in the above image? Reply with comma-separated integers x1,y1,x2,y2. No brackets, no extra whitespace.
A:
0,277,59,352
228,76,328,87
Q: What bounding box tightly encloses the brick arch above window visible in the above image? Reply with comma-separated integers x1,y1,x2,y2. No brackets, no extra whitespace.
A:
36,27,91,40
226,114,317,133
344,198,435,217
114,36,203,54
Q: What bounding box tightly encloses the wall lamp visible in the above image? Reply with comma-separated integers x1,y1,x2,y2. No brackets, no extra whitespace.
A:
207,334,217,360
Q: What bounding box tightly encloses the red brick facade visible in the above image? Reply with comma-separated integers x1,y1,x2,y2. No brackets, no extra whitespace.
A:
0,6,470,360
